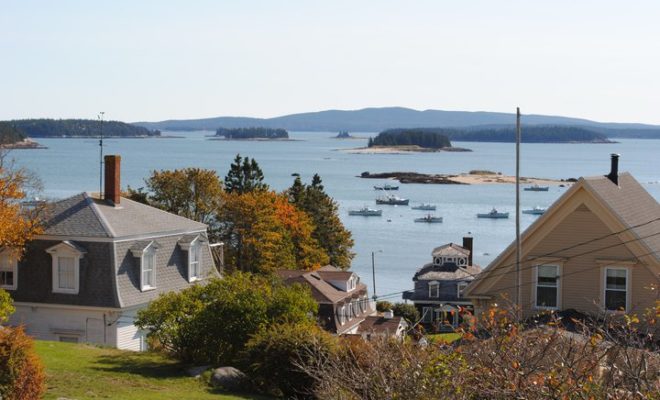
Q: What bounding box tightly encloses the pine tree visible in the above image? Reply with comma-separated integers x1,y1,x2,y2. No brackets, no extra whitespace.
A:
224,154,268,194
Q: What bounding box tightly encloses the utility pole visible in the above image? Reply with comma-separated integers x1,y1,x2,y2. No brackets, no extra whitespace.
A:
515,107,522,318
371,251,377,300
98,112,105,198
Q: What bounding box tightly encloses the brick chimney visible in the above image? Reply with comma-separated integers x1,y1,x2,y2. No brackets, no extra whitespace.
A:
462,236,473,266
104,155,121,205
606,153,619,185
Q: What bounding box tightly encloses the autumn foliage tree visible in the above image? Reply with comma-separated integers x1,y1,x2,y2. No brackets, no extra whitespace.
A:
219,190,328,273
288,174,354,269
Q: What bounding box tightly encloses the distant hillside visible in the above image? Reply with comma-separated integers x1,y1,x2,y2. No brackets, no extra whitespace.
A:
390,125,613,143
216,127,288,139
10,119,160,138
0,121,26,145
133,107,660,138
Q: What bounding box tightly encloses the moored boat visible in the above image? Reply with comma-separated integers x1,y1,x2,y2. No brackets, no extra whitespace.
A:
411,203,436,211
524,184,549,192
522,205,547,215
414,214,443,223
477,208,509,219
376,195,409,205
348,206,383,216
374,183,399,190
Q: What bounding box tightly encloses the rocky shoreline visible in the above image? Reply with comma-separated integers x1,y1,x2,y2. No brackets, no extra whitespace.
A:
343,145,471,154
360,171,571,185
0,138,47,149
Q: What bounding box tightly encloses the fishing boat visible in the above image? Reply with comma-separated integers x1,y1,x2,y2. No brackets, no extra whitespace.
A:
411,203,436,211
348,206,383,216
524,184,549,192
376,195,409,205
522,205,547,215
414,214,443,223
374,183,399,191
477,208,509,219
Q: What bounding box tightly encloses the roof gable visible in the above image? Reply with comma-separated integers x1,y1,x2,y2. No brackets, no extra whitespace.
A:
465,173,660,297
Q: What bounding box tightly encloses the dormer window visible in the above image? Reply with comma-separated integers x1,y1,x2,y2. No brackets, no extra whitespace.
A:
434,257,441,265
428,281,440,298
46,241,87,295
130,241,160,291
179,235,205,283
0,250,18,290
457,257,467,267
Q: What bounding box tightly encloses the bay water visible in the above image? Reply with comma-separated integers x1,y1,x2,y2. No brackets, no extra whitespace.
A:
10,132,660,300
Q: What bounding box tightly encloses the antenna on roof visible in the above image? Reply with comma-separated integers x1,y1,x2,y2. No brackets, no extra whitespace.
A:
98,112,105,198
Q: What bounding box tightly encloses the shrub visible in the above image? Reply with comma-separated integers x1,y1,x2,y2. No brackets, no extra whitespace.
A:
0,326,46,400
391,302,420,324
375,301,392,312
242,322,337,398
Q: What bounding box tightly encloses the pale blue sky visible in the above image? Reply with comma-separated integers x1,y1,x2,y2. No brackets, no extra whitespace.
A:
2,0,659,124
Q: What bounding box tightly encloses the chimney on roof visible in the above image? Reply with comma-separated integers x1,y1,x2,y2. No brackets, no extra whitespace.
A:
606,153,620,185
104,155,121,205
463,236,473,266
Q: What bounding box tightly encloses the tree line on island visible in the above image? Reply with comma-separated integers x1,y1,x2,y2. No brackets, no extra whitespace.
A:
4,119,160,138
0,122,26,145
368,125,612,147
216,127,289,139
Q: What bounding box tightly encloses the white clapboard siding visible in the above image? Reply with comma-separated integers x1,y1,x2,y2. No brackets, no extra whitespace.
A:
116,317,144,351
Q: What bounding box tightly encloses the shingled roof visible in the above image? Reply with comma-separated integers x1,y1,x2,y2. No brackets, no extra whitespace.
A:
43,192,207,238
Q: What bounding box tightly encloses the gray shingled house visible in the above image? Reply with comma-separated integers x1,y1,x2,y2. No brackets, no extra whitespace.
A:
402,237,481,331
3,155,219,350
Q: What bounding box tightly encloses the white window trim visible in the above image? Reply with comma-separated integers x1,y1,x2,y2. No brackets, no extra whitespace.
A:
0,251,18,290
602,266,631,313
457,282,468,299
141,248,157,291
422,306,433,322
187,239,202,283
428,281,440,298
533,264,562,310
47,245,85,295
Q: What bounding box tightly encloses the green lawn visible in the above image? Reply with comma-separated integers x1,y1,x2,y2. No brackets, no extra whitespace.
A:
35,340,265,400
426,333,462,343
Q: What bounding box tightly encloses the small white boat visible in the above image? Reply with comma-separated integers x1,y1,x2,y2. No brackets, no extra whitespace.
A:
374,183,399,191
411,203,436,211
348,207,383,216
522,206,547,215
477,208,509,219
376,195,409,205
524,184,549,192
414,214,443,223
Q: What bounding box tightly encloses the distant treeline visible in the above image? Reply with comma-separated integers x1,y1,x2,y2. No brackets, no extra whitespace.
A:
216,127,289,139
373,126,612,144
0,122,26,145
368,129,452,148
8,119,160,138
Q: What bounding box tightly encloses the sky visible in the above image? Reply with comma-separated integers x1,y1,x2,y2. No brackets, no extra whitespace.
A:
2,0,660,124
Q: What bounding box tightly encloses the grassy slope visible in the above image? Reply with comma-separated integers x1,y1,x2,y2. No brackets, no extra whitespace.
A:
35,340,263,400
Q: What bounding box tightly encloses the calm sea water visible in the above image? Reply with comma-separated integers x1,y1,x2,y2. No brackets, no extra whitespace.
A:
10,132,660,299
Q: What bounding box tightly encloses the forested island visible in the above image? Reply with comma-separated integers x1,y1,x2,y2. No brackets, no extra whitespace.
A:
0,121,45,148
368,129,452,148
215,127,289,140
9,119,161,138
378,126,613,143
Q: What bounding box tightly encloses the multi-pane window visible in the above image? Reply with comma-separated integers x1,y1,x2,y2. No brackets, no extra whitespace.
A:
605,268,627,311
457,282,468,298
0,254,16,289
57,256,76,290
422,306,434,322
142,251,155,290
429,282,440,298
189,241,201,281
536,265,559,309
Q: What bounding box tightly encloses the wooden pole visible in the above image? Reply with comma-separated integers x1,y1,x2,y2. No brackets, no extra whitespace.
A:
515,107,522,318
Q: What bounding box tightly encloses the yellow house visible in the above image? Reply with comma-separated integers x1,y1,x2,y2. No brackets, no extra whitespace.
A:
464,155,660,318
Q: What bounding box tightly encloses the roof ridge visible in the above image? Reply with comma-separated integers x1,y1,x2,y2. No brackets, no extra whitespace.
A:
84,192,117,237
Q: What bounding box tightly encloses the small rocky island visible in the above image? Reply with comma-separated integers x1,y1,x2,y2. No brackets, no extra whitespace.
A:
0,121,46,149
360,170,566,185
214,127,289,140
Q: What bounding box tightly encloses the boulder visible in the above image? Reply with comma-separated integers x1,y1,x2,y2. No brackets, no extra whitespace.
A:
210,366,247,391
186,365,210,378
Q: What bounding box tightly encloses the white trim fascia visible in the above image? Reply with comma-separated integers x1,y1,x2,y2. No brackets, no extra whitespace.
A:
36,229,208,244
13,301,121,312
